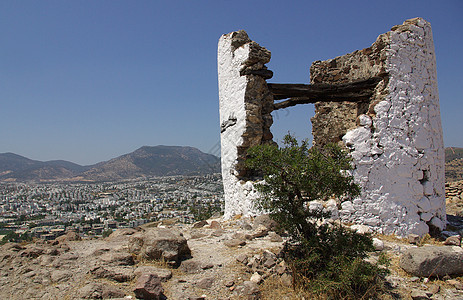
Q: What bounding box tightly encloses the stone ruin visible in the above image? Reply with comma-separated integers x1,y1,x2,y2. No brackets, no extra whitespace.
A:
218,18,445,237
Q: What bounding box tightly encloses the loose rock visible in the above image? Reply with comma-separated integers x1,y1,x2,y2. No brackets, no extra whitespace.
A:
223,239,246,248
134,266,173,282
408,234,421,245
128,228,191,265
373,238,384,251
180,259,203,274
249,225,269,239
350,224,371,234
233,280,260,300
443,235,461,246
280,273,293,288
192,220,208,229
400,246,463,277
410,289,431,300
250,272,263,284
133,273,165,300
101,251,135,266
268,231,283,242
197,277,214,289
253,214,279,232
78,283,103,299
208,220,222,229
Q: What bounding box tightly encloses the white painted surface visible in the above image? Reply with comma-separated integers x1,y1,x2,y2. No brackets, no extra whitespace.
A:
341,18,445,236
219,19,445,236
218,32,260,218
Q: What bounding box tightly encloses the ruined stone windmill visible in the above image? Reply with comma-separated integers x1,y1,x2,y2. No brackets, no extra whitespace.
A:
218,18,445,237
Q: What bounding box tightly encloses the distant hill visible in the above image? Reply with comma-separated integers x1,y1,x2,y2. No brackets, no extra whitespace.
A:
445,147,463,182
3,146,458,182
82,146,220,181
0,153,89,181
0,146,220,182
445,147,463,163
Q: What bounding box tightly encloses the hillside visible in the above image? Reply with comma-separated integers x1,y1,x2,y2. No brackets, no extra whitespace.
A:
445,147,463,162
0,153,88,181
1,146,459,182
445,147,463,182
0,146,220,182
82,146,220,181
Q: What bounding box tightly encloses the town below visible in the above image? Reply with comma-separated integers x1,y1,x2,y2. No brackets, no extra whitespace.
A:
0,174,224,242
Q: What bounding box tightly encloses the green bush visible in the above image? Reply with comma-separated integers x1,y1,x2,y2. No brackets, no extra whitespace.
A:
306,256,387,299
246,134,388,299
1,231,33,245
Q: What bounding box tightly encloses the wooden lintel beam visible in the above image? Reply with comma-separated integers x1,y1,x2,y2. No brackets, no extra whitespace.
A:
269,77,382,110
273,96,364,110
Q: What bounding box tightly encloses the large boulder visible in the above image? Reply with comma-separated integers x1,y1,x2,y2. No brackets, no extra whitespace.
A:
128,228,191,265
400,246,463,277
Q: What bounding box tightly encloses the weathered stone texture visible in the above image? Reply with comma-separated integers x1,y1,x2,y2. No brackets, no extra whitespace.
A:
310,31,389,146
218,30,274,218
400,246,463,277
133,273,165,300
128,227,191,265
218,18,445,237
310,18,444,236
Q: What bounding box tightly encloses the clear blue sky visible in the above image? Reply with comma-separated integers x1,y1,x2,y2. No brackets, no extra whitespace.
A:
1,0,462,165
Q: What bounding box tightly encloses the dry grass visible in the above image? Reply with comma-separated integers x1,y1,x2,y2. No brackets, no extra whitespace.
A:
137,256,171,268
225,255,253,281
374,233,443,246
260,276,392,300
259,275,303,300
387,252,411,279
231,214,243,221
374,233,407,244
417,234,442,246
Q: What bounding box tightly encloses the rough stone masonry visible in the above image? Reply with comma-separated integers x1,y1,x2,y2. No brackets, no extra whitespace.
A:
218,18,445,237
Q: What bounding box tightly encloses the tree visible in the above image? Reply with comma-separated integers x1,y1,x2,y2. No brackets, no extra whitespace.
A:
246,134,387,299
246,134,360,241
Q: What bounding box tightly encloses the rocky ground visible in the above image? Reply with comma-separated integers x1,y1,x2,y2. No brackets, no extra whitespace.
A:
0,216,292,300
445,155,463,182
446,180,463,217
0,182,462,300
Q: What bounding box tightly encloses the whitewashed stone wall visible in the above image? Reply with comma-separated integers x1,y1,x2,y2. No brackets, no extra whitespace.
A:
340,18,445,236
218,31,273,219
218,18,445,236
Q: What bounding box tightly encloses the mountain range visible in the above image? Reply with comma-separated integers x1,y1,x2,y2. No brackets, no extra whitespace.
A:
0,146,220,182
1,146,461,183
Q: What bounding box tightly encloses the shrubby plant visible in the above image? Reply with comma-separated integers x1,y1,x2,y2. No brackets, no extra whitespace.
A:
246,134,388,299
1,231,32,245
